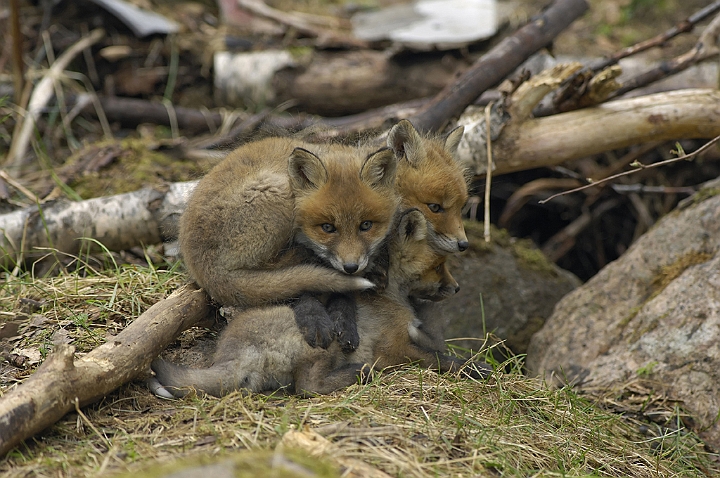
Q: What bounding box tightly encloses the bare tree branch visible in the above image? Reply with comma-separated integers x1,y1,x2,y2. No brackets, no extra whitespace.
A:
538,134,720,204
409,0,589,132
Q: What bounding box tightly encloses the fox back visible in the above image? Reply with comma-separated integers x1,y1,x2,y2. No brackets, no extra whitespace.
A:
387,120,469,254
178,137,400,307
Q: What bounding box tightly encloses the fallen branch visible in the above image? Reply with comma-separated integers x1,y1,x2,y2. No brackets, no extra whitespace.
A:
610,12,720,100
536,5,720,116
409,0,589,132
457,88,720,176
587,0,720,74
541,198,622,262
0,283,212,457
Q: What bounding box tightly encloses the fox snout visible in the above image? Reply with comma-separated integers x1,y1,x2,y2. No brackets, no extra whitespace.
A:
328,254,369,275
432,233,470,254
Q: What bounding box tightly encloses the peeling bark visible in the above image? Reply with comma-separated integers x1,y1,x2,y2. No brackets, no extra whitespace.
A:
0,182,196,269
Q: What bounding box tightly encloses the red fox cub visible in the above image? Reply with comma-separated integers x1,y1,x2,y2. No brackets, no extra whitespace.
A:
151,210,490,398
387,120,469,254
179,137,400,308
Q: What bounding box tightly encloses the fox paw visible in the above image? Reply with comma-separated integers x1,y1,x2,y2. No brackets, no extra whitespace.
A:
292,293,334,349
461,361,493,380
327,294,360,353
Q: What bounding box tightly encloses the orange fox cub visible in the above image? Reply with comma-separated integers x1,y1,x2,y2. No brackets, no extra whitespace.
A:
387,120,469,254
151,210,490,398
179,137,400,308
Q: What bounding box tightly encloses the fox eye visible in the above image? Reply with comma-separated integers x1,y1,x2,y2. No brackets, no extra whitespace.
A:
427,203,444,213
435,264,443,273
359,221,373,231
321,223,337,233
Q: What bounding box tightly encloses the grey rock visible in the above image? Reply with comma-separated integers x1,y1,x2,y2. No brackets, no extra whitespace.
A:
441,222,581,354
526,178,720,448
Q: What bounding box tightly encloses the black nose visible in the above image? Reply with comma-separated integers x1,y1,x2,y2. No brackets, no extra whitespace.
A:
458,240,469,252
454,284,460,294
343,263,359,274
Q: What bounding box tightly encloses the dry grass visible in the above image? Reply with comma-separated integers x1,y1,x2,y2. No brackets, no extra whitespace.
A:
0,260,718,477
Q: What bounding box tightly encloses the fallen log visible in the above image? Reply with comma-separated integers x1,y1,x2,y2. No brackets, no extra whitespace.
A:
0,181,195,270
215,49,469,116
4,89,720,266
456,88,720,176
0,283,212,457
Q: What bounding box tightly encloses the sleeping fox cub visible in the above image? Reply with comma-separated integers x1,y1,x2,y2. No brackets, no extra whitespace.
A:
152,210,490,397
179,137,401,308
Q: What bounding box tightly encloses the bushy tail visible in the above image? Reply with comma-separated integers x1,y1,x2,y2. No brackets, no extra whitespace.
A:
151,358,247,398
205,264,375,307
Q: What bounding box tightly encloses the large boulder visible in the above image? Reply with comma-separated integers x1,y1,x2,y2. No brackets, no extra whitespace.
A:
442,221,581,354
526,178,720,448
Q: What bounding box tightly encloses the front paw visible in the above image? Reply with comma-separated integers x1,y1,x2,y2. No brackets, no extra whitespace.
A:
327,294,359,353
293,294,334,349
461,361,493,380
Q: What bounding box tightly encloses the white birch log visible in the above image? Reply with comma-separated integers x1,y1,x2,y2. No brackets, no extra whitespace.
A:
0,181,197,269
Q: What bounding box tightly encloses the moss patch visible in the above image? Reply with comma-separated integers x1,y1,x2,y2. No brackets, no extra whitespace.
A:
463,220,557,276
115,448,340,478
651,251,713,295
619,252,713,335
65,138,218,199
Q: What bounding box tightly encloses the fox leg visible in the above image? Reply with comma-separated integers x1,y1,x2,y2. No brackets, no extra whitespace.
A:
292,293,335,349
327,293,359,353
402,344,493,380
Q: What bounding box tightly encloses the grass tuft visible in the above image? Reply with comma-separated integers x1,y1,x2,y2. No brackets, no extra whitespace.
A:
0,259,718,477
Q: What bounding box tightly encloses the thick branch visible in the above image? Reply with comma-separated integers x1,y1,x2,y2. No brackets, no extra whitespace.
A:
458,89,720,176
0,284,212,457
409,0,589,132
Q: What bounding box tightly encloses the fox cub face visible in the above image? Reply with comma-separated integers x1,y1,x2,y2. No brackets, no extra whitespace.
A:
393,209,459,300
388,120,469,255
290,145,400,275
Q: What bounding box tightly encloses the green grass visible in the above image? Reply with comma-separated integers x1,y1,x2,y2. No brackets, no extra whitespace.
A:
0,261,717,477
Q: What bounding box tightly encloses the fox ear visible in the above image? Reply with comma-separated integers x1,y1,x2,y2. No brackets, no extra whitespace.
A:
444,125,464,155
360,147,397,189
288,148,328,191
387,119,425,165
398,209,427,243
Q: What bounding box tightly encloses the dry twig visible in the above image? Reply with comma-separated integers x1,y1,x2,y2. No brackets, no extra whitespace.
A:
6,28,105,168
539,134,720,204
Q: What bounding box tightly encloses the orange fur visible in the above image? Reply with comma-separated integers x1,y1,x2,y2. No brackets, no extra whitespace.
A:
388,120,470,254
179,137,400,307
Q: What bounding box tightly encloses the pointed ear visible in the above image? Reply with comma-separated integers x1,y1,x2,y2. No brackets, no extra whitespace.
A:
398,209,427,243
288,148,328,191
387,119,424,165
360,147,397,189
444,125,464,154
